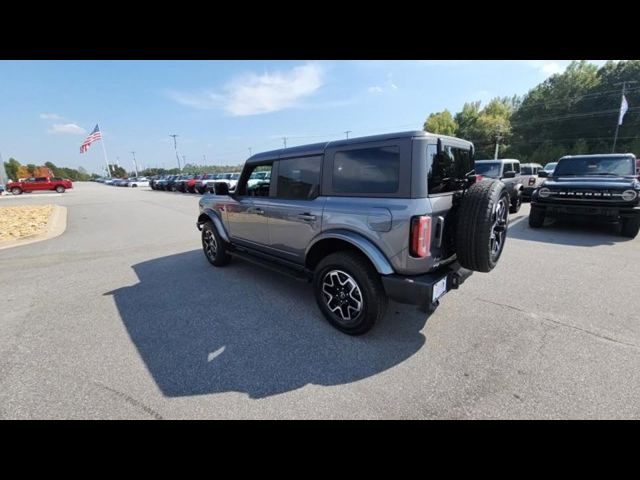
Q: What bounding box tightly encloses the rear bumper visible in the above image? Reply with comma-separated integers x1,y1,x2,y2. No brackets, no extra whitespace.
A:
381,262,473,309
532,201,640,219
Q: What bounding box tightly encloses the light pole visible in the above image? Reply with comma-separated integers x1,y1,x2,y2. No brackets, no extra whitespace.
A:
248,147,252,157
169,134,181,171
130,151,138,177
494,125,503,160
345,130,352,139
282,137,287,148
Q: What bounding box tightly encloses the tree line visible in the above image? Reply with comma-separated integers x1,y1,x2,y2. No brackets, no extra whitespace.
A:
3,158,92,182
423,60,640,164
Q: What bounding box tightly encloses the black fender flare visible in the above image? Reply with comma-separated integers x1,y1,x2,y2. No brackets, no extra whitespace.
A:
305,229,395,275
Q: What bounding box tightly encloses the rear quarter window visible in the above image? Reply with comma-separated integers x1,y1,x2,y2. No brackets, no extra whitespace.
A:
332,146,400,194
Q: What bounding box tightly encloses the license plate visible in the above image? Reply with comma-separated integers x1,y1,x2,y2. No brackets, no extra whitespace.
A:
432,276,448,302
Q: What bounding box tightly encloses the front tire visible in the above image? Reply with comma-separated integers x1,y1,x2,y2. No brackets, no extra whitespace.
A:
201,221,231,266
313,251,387,335
12,187,22,195
55,186,66,193
621,216,640,238
510,190,522,213
529,207,545,228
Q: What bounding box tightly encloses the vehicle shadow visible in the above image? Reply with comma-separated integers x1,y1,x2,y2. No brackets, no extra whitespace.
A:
507,213,632,247
105,250,429,399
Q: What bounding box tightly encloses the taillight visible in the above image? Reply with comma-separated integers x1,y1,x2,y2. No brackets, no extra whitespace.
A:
529,177,536,186
475,174,484,182
410,215,431,258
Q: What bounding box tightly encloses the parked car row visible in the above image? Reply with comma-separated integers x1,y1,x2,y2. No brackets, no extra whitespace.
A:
97,177,150,187
149,173,241,194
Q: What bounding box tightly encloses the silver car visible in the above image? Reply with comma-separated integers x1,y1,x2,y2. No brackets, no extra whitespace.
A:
197,131,511,334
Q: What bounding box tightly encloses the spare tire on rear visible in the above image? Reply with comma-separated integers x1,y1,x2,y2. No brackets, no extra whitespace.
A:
455,179,510,273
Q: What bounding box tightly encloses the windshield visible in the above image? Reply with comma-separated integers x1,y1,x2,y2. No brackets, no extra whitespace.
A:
543,163,557,172
475,162,502,178
553,157,635,176
230,173,240,180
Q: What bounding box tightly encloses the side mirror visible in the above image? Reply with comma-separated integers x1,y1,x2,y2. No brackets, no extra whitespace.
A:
538,170,549,178
503,171,516,179
437,138,443,156
469,145,474,160
213,182,229,195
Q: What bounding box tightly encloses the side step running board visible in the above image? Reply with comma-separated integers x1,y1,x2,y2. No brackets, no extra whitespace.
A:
228,249,311,282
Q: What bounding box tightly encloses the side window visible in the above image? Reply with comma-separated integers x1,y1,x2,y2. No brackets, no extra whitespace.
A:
237,164,273,197
332,146,399,195
503,163,514,173
513,163,520,174
427,144,473,195
35,177,48,182
276,156,321,200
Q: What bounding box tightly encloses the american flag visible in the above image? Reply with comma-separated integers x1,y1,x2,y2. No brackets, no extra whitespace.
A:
80,124,102,154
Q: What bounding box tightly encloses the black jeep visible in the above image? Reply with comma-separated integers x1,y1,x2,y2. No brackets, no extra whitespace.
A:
529,153,640,238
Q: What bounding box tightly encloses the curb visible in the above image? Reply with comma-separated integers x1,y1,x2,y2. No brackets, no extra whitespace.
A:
0,205,68,250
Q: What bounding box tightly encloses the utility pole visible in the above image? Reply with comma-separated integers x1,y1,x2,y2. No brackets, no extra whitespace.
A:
182,155,186,171
248,147,252,157
612,80,637,153
282,137,287,148
169,134,181,171
494,125,503,160
345,130,352,139
130,151,138,177
203,154,207,165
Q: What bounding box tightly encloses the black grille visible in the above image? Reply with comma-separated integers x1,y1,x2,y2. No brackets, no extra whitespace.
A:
548,188,624,200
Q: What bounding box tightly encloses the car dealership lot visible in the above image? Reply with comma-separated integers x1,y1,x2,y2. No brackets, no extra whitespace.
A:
0,182,638,419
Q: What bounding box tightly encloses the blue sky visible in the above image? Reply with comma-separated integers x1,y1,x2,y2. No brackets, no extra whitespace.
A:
0,60,612,175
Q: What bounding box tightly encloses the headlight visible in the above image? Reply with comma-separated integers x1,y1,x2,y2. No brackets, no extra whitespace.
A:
621,190,638,201
538,187,551,198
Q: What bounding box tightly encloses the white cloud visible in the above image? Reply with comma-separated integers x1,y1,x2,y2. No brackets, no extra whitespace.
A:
368,86,383,93
48,123,86,135
390,83,398,90
540,62,565,76
168,63,324,116
40,113,64,120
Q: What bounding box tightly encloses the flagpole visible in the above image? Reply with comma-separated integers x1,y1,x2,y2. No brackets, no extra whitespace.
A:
612,81,637,153
98,123,112,178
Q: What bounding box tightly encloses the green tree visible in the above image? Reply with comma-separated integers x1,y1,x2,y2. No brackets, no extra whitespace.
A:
4,158,21,181
423,110,458,136
109,165,127,178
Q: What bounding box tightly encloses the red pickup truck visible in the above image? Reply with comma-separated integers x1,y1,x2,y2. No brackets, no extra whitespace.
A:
6,176,73,195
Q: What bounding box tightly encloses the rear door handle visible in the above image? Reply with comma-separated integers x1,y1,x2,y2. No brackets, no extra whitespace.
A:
298,213,316,221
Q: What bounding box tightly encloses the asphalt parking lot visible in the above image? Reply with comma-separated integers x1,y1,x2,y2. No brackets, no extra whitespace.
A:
1,182,639,419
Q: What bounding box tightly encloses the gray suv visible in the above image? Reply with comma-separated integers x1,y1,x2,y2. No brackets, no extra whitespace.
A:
197,131,510,335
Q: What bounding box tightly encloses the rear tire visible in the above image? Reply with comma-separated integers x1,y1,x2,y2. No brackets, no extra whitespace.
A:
621,216,640,238
201,221,231,266
313,251,387,335
455,180,510,273
12,187,22,195
529,207,545,228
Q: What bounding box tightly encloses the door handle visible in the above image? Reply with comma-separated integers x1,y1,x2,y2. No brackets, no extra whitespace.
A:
298,213,316,221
